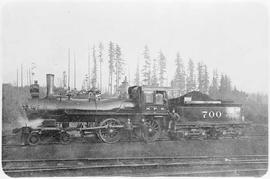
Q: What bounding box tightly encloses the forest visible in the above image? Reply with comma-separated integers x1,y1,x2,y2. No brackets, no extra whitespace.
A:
88,42,268,125
2,42,268,134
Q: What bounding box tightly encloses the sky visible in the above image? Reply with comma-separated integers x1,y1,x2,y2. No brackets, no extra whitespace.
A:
1,0,269,94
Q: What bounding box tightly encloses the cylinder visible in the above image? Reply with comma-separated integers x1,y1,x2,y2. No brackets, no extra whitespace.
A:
46,74,55,97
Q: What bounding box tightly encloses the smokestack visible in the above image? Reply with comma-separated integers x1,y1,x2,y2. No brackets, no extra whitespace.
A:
46,74,55,97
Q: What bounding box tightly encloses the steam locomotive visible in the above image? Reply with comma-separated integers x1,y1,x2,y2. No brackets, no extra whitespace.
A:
19,74,249,145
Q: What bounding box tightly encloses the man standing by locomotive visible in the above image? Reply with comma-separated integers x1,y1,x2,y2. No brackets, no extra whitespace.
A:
125,118,133,142
168,109,181,132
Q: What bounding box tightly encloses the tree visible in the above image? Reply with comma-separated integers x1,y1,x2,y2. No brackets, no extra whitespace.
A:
197,62,203,92
158,50,167,86
172,52,185,94
197,62,209,94
209,69,219,98
186,58,196,92
91,45,97,88
219,74,225,96
134,59,140,86
108,41,115,94
98,42,104,91
141,45,151,85
202,64,209,94
114,44,125,92
151,58,159,86
219,74,232,99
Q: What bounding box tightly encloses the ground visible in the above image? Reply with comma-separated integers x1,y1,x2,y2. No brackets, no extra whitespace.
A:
3,135,267,160
2,125,268,177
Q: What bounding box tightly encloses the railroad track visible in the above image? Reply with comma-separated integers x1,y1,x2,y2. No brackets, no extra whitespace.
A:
2,134,267,148
3,155,268,177
147,168,268,177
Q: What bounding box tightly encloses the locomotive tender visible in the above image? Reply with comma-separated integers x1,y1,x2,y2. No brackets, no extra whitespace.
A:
20,74,249,145
168,92,248,140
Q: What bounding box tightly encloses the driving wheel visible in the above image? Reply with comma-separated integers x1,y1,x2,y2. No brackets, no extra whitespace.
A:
98,118,122,144
142,119,161,142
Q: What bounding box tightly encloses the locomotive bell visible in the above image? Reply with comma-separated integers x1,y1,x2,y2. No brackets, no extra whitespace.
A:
46,74,55,97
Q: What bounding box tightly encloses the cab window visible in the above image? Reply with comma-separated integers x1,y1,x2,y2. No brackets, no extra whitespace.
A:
144,92,154,103
155,93,164,105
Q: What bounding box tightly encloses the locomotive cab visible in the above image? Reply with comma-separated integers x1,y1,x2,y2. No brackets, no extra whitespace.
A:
128,86,169,113
127,86,169,142
141,87,168,114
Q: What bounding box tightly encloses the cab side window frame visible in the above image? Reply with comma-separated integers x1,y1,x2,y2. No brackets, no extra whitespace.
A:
144,91,154,104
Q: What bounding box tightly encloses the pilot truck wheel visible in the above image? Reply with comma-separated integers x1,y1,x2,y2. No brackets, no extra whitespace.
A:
98,118,122,144
27,132,40,145
60,131,71,144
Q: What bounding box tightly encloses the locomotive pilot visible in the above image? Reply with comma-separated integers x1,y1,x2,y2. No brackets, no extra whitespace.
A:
168,109,181,132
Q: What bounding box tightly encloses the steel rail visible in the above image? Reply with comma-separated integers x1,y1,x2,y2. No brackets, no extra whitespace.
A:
3,160,268,174
3,155,268,174
2,154,268,163
146,168,268,176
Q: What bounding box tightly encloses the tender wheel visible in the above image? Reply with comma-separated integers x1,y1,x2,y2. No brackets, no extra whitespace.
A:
168,131,186,141
27,132,40,145
168,131,178,140
62,122,69,129
199,129,208,140
234,128,244,139
142,119,161,142
98,118,122,144
207,128,220,140
60,132,71,144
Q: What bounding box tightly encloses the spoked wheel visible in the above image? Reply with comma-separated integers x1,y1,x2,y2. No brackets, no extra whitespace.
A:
27,132,40,145
60,132,71,144
232,128,244,139
168,131,186,141
207,128,220,140
98,118,122,144
168,131,178,140
142,119,161,142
